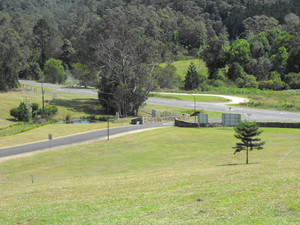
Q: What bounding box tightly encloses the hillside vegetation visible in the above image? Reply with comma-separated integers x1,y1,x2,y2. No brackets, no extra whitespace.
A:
1,0,300,116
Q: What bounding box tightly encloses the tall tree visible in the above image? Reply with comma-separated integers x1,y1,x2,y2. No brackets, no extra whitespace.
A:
184,62,199,90
201,26,229,78
233,121,265,164
229,39,251,66
89,8,161,116
32,18,55,71
0,28,28,91
44,58,66,84
60,39,76,69
242,15,279,39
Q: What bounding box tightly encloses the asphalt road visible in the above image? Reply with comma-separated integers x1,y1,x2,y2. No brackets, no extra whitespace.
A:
20,80,300,122
146,98,300,122
0,122,172,158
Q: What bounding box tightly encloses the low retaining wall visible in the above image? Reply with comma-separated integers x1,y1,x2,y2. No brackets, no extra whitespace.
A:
131,115,190,125
257,122,300,129
175,120,300,129
175,119,222,128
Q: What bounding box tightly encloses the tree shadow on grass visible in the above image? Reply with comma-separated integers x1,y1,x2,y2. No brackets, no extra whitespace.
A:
51,98,104,115
6,118,18,122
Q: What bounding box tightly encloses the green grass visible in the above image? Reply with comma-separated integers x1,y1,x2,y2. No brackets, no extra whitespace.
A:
183,86,300,112
0,127,299,224
141,104,223,120
161,59,208,79
0,86,101,128
151,93,229,102
0,86,130,147
0,122,50,137
157,86,300,112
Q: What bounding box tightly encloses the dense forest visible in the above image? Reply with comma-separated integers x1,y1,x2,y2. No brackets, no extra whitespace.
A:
1,0,300,115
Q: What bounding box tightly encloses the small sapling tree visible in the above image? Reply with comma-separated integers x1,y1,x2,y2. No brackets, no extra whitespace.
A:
233,121,265,164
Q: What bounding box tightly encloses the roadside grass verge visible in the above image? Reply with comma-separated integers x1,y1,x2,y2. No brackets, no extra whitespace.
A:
0,127,299,224
157,87,300,112
150,93,229,102
141,104,223,120
197,87,300,112
0,121,129,148
0,122,52,137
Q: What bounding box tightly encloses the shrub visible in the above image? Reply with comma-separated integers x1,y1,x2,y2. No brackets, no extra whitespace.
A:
284,73,300,89
10,108,19,120
45,105,58,120
244,81,258,88
235,77,244,88
10,102,31,122
269,71,281,81
212,80,225,87
243,75,258,88
212,68,226,81
198,81,210,91
258,80,285,90
10,102,58,122
31,103,42,120
228,62,246,81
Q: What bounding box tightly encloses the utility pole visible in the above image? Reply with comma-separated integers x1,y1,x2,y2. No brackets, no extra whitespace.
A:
191,93,197,122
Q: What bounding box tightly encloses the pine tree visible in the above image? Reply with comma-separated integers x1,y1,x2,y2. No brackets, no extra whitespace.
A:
233,121,265,164
184,63,200,90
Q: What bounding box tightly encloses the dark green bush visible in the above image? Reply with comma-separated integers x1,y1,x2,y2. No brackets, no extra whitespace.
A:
10,102,31,122
45,105,58,120
284,73,300,89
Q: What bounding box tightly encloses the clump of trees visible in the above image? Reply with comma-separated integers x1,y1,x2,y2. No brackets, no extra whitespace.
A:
10,102,58,122
1,0,300,115
201,25,300,91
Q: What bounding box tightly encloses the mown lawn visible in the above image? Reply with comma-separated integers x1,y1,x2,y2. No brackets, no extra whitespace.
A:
150,93,229,102
0,127,299,224
0,86,101,129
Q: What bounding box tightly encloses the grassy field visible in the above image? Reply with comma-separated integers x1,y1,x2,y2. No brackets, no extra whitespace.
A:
150,93,229,102
0,86,100,128
161,59,208,80
188,86,300,112
0,127,299,224
156,87,300,112
242,90,300,112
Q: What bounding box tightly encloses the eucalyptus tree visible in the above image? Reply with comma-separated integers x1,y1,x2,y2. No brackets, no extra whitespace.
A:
0,28,28,91
86,7,162,116
32,18,60,71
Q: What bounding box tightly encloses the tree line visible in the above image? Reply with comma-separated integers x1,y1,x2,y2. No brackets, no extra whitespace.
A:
1,0,300,115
